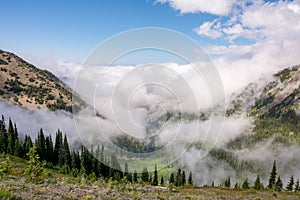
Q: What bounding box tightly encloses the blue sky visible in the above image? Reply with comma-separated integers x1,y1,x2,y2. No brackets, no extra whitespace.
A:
1,0,298,67
0,0,216,62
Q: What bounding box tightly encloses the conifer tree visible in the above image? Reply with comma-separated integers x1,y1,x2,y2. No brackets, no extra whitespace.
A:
36,128,46,161
212,181,215,187
169,172,175,184
23,135,33,159
182,170,186,186
188,171,193,185
153,164,158,186
0,115,8,153
268,160,277,189
63,134,71,168
286,175,294,191
175,168,182,186
54,130,64,166
141,167,149,182
133,170,138,183
254,175,263,190
234,182,240,189
295,179,300,192
45,135,53,163
7,119,15,155
275,176,283,192
160,176,164,186
242,178,249,189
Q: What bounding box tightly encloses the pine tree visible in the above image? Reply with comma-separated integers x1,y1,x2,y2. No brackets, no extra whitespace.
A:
295,179,300,192
36,128,46,161
169,172,175,184
0,115,8,153
160,176,164,186
188,171,193,185
175,168,182,186
23,135,33,159
234,182,240,189
7,119,15,155
63,134,71,168
45,136,53,163
268,160,277,189
275,176,283,192
54,130,64,166
225,177,231,188
133,170,138,182
286,175,294,191
254,175,263,190
182,170,186,186
13,123,20,156
153,164,158,186
24,145,44,183
141,167,149,182
242,178,249,189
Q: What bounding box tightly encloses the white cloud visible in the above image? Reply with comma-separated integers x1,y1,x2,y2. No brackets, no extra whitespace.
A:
156,0,236,15
194,20,222,39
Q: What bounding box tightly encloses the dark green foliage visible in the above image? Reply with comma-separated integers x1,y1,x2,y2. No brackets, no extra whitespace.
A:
286,175,294,191
242,178,249,189
0,115,8,153
152,164,158,186
160,176,164,186
268,160,277,189
141,167,149,182
169,172,175,184
175,168,181,186
181,170,186,186
225,177,231,188
275,176,283,192
234,182,240,189
188,171,193,186
295,179,300,192
254,175,264,190
53,130,64,166
133,170,138,183
63,134,71,168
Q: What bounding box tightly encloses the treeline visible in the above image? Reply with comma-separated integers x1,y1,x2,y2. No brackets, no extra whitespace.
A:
0,115,193,186
217,160,300,193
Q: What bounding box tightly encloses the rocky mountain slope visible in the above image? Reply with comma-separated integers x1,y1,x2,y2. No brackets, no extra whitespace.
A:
0,49,85,113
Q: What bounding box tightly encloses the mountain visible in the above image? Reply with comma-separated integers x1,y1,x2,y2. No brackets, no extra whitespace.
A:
0,49,85,113
227,65,300,148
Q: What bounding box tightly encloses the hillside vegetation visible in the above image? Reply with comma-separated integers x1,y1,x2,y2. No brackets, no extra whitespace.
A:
0,50,85,112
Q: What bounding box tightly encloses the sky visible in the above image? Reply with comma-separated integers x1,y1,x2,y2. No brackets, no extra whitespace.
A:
1,0,300,93
0,0,296,63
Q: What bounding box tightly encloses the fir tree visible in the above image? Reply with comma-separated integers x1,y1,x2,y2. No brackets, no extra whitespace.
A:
23,135,33,159
242,178,249,189
254,175,263,190
24,145,44,183
36,128,46,161
275,176,283,192
7,119,15,155
286,175,294,191
141,167,149,182
169,172,175,184
54,130,64,166
175,168,182,186
133,170,138,183
160,176,164,186
182,170,186,186
234,182,240,189
153,164,158,186
63,134,71,168
294,179,300,192
188,171,193,185
268,160,277,189
0,115,8,153
225,177,231,188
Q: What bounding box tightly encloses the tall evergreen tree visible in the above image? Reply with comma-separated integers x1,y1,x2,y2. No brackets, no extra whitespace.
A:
160,176,164,186
13,123,20,156
268,160,277,189
175,168,182,186
275,176,283,192
53,130,64,166
63,134,71,168
286,175,294,191
7,119,15,155
23,135,33,159
133,170,138,183
181,170,186,186
225,177,231,188
153,164,158,186
36,128,46,161
254,175,263,190
141,167,149,182
188,171,193,186
0,115,8,153
169,172,175,184
242,178,249,189
45,136,53,163
295,179,300,192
